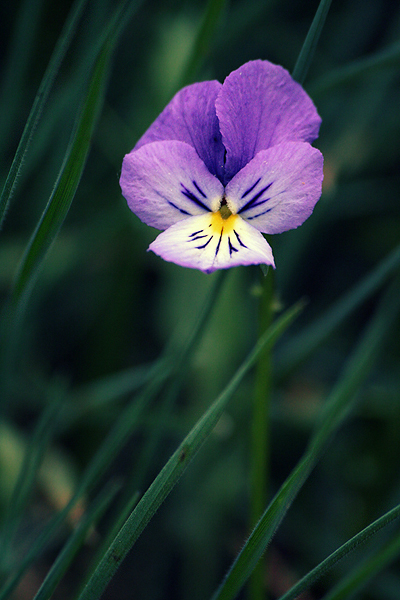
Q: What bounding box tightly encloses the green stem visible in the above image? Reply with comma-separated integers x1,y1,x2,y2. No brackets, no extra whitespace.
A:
249,271,274,600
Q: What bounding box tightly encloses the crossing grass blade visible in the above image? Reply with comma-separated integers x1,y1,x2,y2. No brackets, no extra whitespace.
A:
0,392,65,575
279,503,400,600
0,269,225,600
210,275,400,600
178,0,228,86
75,301,305,600
0,0,88,231
32,482,121,600
277,243,400,377
0,0,46,156
310,40,400,98
292,0,333,84
322,529,400,600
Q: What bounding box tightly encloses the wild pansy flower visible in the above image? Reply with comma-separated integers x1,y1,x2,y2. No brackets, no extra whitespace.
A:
120,60,323,273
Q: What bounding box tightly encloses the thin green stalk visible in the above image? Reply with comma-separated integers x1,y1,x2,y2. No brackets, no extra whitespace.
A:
72,272,228,597
76,301,304,600
249,271,274,600
178,0,228,87
292,0,333,84
0,0,89,230
322,529,400,600
310,40,400,98
279,503,400,600
33,482,121,600
0,271,226,600
0,393,65,578
211,275,400,600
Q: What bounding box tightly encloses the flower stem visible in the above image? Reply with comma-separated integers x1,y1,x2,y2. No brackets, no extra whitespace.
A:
249,269,274,600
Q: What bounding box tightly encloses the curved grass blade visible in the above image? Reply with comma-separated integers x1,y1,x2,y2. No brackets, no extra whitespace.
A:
0,391,65,575
33,482,121,600
0,0,46,157
0,270,225,600
211,275,400,600
279,503,400,600
11,41,111,310
76,301,305,600
310,40,400,98
277,243,400,377
322,530,400,600
292,0,333,84
178,0,228,86
0,0,88,231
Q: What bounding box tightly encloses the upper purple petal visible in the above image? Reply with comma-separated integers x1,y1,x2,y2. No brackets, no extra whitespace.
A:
134,81,226,182
216,60,322,182
120,140,223,230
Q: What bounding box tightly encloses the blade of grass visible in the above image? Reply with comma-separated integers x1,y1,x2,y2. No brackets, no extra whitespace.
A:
292,0,333,84
249,271,274,600
279,502,400,600
32,481,121,600
0,391,65,577
75,300,305,600
0,0,145,408
277,243,400,378
310,40,400,98
322,529,400,600
178,0,228,86
0,270,226,600
0,0,89,231
71,272,228,597
211,275,400,600
0,0,46,157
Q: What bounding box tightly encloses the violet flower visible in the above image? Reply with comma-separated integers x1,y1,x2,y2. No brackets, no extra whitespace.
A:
120,60,324,273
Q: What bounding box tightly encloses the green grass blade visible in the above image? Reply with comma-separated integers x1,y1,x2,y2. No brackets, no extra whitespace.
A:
0,392,65,575
0,0,88,230
211,275,400,600
32,482,121,600
249,272,274,600
0,0,46,156
292,0,333,84
277,243,400,377
310,40,400,98
322,530,400,600
0,270,225,599
11,38,112,309
279,503,400,600
76,301,305,600
178,0,228,86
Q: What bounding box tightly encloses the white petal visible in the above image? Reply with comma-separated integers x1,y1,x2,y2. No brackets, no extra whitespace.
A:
149,212,275,273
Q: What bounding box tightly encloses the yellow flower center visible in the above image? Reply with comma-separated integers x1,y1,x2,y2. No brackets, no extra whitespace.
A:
210,210,238,234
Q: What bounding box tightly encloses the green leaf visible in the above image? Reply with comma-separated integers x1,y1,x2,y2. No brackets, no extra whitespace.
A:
0,0,88,231
292,0,333,84
211,275,400,600
279,503,400,600
75,300,305,600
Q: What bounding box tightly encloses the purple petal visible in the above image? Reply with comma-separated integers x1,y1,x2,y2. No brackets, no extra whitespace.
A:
225,142,323,234
120,140,224,230
149,213,275,273
216,60,322,182
134,81,226,181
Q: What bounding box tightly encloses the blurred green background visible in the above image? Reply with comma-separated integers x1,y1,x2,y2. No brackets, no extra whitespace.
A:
1,0,400,598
